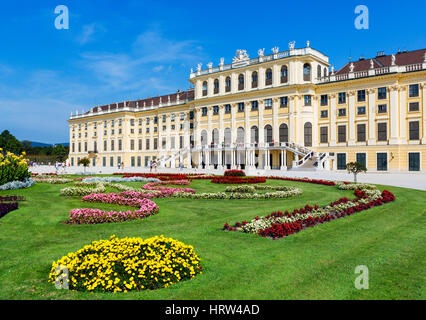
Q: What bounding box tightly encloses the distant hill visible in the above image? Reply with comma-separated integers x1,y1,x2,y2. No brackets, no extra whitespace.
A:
24,141,69,148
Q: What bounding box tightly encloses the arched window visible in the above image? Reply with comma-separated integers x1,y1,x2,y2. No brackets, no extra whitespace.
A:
214,79,219,94
264,125,273,144
201,130,207,145
280,66,288,83
324,67,327,77
237,127,245,145
252,71,258,88
225,77,231,92
303,63,311,81
265,68,273,85
202,81,208,96
317,65,322,79
224,127,231,146
238,74,244,90
279,123,288,143
304,122,312,147
250,126,258,144
212,128,219,146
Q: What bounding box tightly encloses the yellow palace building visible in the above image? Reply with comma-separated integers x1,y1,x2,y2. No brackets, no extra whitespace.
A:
68,42,426,173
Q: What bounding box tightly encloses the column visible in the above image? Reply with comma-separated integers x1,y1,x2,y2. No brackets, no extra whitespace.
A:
184,111,191,168
264,149,270,170
312,95,319,147
258,100,264,146
422,83,426,143
272,98,279,144
207,106,213,169
330,94,337,145
399,86,407,143
195,108,201,147
348,91,356,145
218,105,224,169
289,96,295,143
280,149,287,170
389,85,400,144
231,103,236,145
367,88,376,144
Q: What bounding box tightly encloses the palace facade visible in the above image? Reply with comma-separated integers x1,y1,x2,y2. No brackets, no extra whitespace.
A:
68,42,426,172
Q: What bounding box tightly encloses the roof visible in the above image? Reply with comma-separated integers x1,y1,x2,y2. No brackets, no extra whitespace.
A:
88,89,194,115
336,48,426,74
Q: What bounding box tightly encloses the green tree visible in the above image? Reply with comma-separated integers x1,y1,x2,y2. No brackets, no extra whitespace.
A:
0,130,23,154
346,162,367,183
78,157,90,173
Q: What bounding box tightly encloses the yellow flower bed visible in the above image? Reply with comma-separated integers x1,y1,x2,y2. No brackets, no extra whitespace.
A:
0,149,30,185
48,235,202,293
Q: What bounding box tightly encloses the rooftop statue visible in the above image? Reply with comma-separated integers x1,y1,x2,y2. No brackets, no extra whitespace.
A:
233,50,250,63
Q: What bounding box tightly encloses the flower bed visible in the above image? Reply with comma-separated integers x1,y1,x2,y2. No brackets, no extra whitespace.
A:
265,176,336,186
82,176,160,183
223,184,396,239
33,178,73,184
211,176,266,184
0,202,19,219
224,169,245,177
172,184,302,200
0,178,34,191
0,150,31,185
48,235,202,292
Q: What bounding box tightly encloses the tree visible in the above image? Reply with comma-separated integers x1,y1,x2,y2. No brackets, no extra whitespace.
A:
0,130,23,154
346,162,367,183
78,157,90,173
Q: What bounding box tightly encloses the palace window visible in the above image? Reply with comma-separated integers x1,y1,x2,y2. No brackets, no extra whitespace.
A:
202,107,207,116
162,125,166,131
320,95,328,106
162,138,166,149
251,101,258,111
281,66,288,83
409,102,419,112
225,104,231,114
171,124,175,130
154,127,157,133
320,126,328,143
138,139,142,150
280,96,288,108
214,79,219,94
153,138,158,150
409,121,420,140
130,140,135,151
337,153,347,170
118,119,122,126
111,140,114,151
130,119,134,126
409,152,420,171
118,129,122,135
378,87,387,100
146,139,150,150
138,118,142,126
237,102,244,113
357,106,366,115
103,140,107,151
180,124,184,130
409,84,419,97
265,69,272,86
264,125,273,144
146,117,150,125
118,139,122,151
251,72,258,88
338,125,346,143
304,122,312,147
279,123,288,143
303,63,311,81
355,153,366,168
146,127,150,133
202,81,208,96
338,92,346,104
154,116,158,124
225,77,231,92
357,124,366,142
213,106,219,115
264,99,272,110
377,104,387,113
377,153,388,171
317,65,321,79
238,74,244,90
171,113,175,122
377,123,387,141
357,90,366,102
304,95,312,106
338,108,347,117
320,110,328,118
189,111,194,120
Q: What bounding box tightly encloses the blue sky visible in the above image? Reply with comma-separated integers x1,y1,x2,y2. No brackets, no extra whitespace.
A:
0,0,425,143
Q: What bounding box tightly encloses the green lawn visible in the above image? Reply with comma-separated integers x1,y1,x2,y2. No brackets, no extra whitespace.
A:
0,178,424,300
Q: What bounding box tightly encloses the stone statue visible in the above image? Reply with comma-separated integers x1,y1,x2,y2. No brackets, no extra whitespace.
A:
306,40,310,47
197,63,202,72
289,41,296,50
370,59,374,69
272,46,279,54
233,50,249,63
207,62,213,69
258,48,265,57
220,57,224,66
349,63,355,72
331,66,335,74
391,54,396,66
190,68,193,73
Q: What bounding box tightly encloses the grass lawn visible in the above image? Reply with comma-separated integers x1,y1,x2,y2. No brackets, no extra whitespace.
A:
0,178,424,300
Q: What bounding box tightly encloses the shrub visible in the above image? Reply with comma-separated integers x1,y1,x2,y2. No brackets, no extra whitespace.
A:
48,235,202,292
224,169,245,177
0,150,31,185
0,178,34,191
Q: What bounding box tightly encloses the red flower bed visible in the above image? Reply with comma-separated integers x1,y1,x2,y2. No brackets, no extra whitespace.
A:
224,189,396,239
265,176,336,186
117,173,213,181
0,202,19,219
224,169,245,177
31,173,58,176
211,176,266,184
